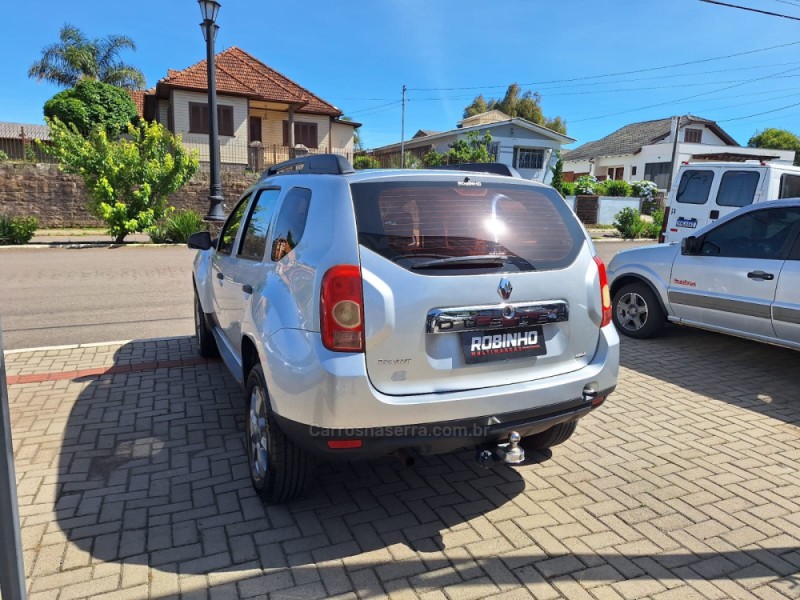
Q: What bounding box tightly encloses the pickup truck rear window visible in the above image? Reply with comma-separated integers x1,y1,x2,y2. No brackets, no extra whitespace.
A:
350,181,584,273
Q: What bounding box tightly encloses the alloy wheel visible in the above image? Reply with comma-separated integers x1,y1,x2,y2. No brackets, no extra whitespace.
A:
616,291,649,332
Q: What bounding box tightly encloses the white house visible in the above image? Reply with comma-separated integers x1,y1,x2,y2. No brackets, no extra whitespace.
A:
562,115,795,189
134,47,359,170
370,110,575,183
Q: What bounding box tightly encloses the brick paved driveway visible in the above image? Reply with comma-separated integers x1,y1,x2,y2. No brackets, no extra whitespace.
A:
4,326,800,600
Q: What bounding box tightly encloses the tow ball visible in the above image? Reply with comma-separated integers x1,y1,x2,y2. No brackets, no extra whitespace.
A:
476,431,525,469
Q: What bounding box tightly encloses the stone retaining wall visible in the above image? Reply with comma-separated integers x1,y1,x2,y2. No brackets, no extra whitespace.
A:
0,163,260,227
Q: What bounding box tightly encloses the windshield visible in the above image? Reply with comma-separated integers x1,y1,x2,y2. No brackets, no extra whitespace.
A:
350,181,584,273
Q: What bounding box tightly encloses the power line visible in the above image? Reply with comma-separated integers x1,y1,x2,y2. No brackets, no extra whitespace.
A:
570,64,800,123
771,0,800,8
699,0,800,20
717,100,800,122
346,100,402,116
407,39,800,91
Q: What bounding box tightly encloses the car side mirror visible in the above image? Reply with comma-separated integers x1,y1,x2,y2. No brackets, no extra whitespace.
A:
187,231,213,250
681,235,699,255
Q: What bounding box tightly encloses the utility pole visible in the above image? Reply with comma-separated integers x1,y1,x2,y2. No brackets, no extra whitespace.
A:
400,85,407,168
667,115,681,193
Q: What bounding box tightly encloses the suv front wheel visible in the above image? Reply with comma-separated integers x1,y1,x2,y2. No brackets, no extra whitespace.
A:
245,364,314,504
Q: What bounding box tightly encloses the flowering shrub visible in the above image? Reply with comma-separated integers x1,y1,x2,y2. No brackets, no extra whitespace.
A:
574,175,598,195
631,180,658,199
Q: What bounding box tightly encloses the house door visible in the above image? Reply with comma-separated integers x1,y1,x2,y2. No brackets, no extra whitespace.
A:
249,117,262,143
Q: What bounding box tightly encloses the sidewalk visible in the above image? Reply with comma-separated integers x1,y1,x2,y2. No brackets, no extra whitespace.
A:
4,330,800,599
30,229,151,244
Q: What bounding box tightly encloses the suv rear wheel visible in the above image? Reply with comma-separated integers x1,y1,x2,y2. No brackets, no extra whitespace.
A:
520,420,578,450
612,282,665,339
194,289,219,358
245,364,314,504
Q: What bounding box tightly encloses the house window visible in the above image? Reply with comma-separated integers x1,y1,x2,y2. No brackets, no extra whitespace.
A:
685,128,702,144
644,161,672,189
189,103,235,136
516,148,544,170
283,121,319,148
632,166,638,176
607,167,624,180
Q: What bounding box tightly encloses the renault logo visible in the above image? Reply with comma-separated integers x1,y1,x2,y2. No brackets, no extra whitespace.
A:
498,277,513,301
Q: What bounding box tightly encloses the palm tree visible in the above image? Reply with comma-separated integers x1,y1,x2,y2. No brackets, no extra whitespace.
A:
28,24,146,90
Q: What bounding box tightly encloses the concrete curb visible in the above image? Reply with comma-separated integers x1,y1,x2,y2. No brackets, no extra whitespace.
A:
0,243,184,250
3,335,194,355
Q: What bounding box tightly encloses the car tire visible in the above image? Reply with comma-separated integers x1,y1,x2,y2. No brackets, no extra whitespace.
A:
612,282,665,339
194,289,219,358
520,420,578,450
245,364,314,504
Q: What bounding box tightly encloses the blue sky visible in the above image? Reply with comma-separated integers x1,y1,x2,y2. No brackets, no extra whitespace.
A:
4,0,800,150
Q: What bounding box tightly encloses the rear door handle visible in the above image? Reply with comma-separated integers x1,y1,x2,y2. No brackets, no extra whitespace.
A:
747,270,774,281
216,272,224,280
242,284,253,294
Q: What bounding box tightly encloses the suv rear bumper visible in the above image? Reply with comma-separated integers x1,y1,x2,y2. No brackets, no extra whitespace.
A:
275,385,614,460
263,324,619,432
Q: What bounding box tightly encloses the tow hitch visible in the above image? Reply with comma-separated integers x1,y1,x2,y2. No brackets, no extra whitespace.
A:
476,431,525,469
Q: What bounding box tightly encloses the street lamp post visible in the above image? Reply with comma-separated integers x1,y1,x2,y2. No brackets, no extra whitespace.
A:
198,0,225,222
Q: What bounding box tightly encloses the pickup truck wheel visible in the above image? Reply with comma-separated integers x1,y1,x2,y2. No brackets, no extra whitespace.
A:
194,290,219,358
520,420,578,450
245,364,314,504
612,282,665,339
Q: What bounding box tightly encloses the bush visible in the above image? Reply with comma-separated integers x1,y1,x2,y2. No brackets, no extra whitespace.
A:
603,180,632,197
631,180,658,200
0,150,8,162
574,175,598,195
0,215,38,245
44,80,138,137
613,207,647,239
646,207,664,239
353,155,381,170
560,182,576,196
148,209,206,244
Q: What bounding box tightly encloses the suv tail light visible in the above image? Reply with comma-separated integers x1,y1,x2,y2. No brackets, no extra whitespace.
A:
321,265,365,352
593,256,612,328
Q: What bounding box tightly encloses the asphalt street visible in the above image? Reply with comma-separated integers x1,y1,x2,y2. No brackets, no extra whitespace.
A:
0,240,654,350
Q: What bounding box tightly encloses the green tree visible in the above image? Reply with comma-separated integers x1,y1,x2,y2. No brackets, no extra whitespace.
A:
29,24,145,90
44,80,138,136
353,154,381,169
463,83,567,134
44,118,198,242
748,128,800,166
550,152,564,195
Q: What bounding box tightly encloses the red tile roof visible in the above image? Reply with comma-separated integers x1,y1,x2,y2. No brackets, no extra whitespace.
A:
127,90,145,118
157,47,341,116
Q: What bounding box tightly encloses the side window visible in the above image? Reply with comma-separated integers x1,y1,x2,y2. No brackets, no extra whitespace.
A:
271,187,312,261
676,170,714,204
237,189,281,261
217,193,251,255
716,171,759,207
700,208,800,259
779,174,800,199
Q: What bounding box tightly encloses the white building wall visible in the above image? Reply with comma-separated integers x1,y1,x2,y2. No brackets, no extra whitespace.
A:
400,123,564,182
173,90,249,164
331,122,356,154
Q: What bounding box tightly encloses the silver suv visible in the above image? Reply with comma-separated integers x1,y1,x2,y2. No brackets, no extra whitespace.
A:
189,155,619,503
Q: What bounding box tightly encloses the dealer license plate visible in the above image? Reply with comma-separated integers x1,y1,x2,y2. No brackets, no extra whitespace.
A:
461,325,546,364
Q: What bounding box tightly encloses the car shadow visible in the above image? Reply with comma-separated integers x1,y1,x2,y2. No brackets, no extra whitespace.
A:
619,324,800,426
55,339,529,575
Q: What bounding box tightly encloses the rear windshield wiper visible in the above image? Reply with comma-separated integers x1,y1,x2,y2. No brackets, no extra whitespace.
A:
410,254,509,269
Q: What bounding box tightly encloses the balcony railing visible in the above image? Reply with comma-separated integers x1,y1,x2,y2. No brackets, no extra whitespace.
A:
180,139,354,172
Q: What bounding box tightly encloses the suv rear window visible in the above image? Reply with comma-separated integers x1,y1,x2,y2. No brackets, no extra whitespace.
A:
350,181,584,273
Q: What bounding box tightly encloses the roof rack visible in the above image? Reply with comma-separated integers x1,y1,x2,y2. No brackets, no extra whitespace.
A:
260,154,355,180
428,162,521,178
